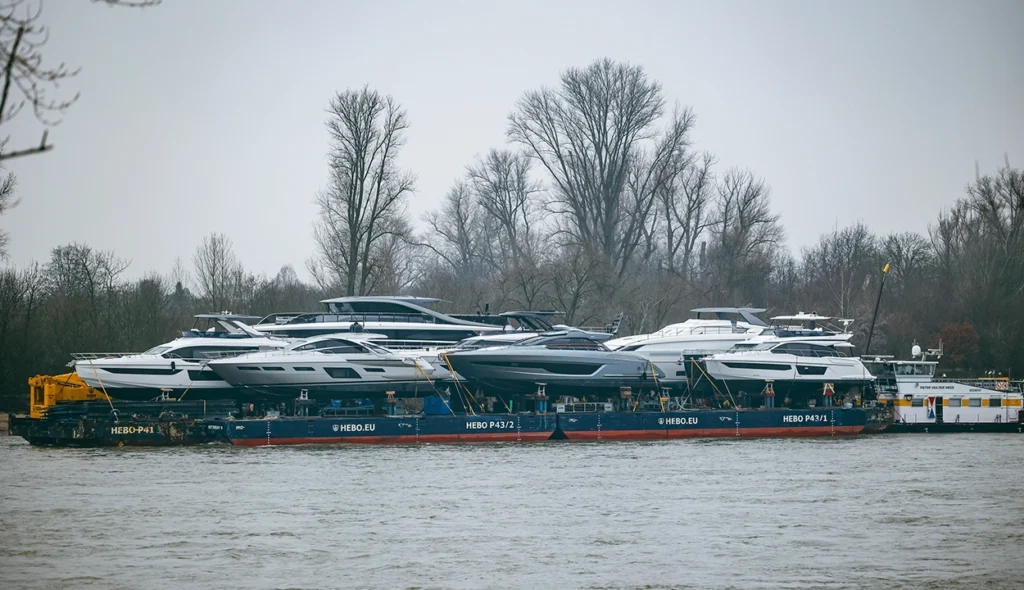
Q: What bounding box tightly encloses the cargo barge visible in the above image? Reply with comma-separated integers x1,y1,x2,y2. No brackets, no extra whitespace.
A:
9,400,235,447
211,398,879,446
10,394,882,447
215,412,559,446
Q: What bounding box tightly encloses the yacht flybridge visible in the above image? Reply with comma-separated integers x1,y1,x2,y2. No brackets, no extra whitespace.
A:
727,313,855,351
74,314,290,402
604,307,769,351
252,296,502,343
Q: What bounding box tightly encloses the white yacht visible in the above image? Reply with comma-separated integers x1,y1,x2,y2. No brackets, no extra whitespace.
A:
206,334,436,400
604,307,769,351
604,307,769,383
74,314,290,402
727,313,855,351
700,340,875,403
252,296,503,344
868,345,1023,431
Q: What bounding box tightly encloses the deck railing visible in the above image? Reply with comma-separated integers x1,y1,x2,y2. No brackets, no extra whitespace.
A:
70,352,141,361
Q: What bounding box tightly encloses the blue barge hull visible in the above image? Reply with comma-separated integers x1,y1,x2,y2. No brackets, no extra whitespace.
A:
215,408,870,446
557,408,868,440
215,413,559,446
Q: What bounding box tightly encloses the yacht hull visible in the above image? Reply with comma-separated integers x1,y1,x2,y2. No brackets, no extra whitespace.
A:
208,356,436,400
700,354,874,402
444,349,665,396
75,359,236,401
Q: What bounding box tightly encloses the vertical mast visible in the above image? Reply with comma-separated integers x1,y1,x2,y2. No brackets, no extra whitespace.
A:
864,263,890,356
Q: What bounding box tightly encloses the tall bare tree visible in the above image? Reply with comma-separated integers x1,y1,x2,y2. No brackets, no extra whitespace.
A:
192,232,240,312
466,149,541,268
0,162,13,258
802,223,878,318
419,181,486,279
310,87,415,296
660,151,715,279
705,168,783,302
0,0,158,260
548,245,602,325
509,58,694,281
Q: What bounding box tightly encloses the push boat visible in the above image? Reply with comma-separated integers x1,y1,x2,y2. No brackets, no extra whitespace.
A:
868,345,1023,433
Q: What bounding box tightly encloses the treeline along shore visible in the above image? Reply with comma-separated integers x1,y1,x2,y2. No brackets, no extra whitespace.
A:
1,59,1022,411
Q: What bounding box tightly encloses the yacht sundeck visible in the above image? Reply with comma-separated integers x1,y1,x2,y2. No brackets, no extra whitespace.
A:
74,314,290,402
207,334,436,400
252,296,502,343
443,331,665,396
452,311,618,350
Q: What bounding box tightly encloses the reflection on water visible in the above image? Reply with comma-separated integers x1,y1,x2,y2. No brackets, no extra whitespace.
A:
2,434,1023,589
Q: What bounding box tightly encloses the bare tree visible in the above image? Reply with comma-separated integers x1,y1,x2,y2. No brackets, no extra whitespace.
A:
548,245,602,326
466,149,541,268
0,161,13,258
802,223,878,318
0,0,158,261
704,168,783,302
192,233,240,312
45,242,129,350
508,59,694,281
660,151,715,279
418,181,486,279
310,87,415,296
0,0,79,159
881,232,931,297
168,256,190,291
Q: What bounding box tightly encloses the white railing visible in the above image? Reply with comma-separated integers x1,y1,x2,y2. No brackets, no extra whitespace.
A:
930,378,1024,393
70,352,141,361
375,340,456,352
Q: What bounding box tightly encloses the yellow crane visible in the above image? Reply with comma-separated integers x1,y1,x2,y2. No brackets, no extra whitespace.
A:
28,373,110,419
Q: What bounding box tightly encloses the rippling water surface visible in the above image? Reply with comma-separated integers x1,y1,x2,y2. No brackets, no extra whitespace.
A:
2,434,1023,589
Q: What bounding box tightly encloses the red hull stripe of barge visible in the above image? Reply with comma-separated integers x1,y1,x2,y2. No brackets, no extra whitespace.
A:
229,426,864,445
563,425,864,440
228,431,555,446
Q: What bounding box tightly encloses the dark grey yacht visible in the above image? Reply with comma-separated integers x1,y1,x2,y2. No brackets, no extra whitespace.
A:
443,331,665,396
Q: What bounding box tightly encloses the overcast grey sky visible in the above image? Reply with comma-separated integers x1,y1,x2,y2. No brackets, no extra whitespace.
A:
4,0,1022,279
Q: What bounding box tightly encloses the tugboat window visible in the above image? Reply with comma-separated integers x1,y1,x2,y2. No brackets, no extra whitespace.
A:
948,398,962,407
989,398,1002,407
968,398,982,407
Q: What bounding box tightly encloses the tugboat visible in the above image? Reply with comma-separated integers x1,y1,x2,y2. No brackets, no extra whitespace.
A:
868,344,1023,433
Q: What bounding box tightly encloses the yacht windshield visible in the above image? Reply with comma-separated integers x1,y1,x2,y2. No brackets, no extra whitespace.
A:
513,335,552,347
143,345,172,355
729,343,759,352
360,341,392,355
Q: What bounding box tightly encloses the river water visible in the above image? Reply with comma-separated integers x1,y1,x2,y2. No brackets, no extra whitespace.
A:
2,433,1022,589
